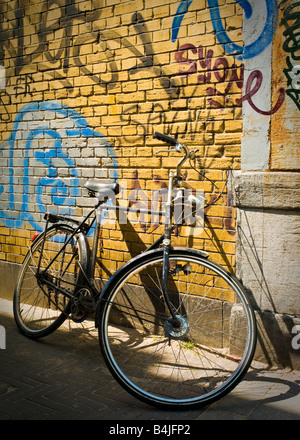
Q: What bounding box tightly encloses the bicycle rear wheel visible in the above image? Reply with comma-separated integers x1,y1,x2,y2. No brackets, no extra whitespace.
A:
98,248,256,409
13,223,89,338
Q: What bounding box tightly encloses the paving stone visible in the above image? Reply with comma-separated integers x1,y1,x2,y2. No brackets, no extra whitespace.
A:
1,305,300,421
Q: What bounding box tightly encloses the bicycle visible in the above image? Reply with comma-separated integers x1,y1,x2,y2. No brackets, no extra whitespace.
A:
13,131,257,409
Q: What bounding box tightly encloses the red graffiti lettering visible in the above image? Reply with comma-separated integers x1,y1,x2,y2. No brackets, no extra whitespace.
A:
239,70,285,115
175,44,243,108
175,43,198,75
175,44,285,115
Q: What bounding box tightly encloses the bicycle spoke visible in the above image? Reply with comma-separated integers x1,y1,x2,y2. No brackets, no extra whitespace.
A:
100,250,256,408
13,224,84,338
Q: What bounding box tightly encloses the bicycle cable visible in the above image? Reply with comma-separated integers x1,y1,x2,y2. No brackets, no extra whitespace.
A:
188,157,231,209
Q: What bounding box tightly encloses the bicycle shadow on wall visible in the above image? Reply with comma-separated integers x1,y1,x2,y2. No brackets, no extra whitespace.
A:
92,177,237,325
236,210,296,369
93,191,239,350
226,169,300,369
95,194,189,333
188,155,237,274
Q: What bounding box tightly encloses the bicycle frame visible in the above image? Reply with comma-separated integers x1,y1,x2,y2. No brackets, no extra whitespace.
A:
34,171,176,304
95,170,181,322
34,132,194,322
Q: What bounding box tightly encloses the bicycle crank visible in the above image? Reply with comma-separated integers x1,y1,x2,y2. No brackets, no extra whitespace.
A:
71,288,94,322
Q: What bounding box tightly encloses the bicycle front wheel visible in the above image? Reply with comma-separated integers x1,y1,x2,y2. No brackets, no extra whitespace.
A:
98,249,256,409
13,223,89,339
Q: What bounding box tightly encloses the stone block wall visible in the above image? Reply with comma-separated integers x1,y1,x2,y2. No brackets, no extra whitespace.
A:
234,0,300,369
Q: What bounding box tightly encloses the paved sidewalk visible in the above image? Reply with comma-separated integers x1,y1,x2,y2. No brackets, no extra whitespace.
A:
1,298,300,421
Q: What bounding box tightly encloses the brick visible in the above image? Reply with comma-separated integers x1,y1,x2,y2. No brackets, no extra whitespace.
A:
130,157,161,168
0,0,249,276
115,0,143,16
152,5,169,19
226,15,243,31
116,91,145,103
102,115,129,125
215,132,242,145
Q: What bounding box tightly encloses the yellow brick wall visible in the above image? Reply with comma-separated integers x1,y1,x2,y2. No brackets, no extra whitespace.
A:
0,0,245,274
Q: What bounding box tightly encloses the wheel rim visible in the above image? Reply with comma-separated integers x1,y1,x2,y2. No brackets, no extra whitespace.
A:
101,252,256,407
14,226,79,335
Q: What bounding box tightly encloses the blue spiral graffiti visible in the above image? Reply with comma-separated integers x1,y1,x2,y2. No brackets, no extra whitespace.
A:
0,101,118,231
172,0,278,60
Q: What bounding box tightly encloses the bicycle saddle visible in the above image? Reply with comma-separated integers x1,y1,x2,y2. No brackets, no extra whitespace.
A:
85,180,120,197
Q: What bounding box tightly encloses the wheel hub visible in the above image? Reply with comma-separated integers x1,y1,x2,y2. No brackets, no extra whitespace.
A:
164,315,189,340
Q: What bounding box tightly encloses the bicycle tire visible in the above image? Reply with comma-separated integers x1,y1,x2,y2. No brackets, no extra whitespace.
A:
98,248,256,409
13,223,90,339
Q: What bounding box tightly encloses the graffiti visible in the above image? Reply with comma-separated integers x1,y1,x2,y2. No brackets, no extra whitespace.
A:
0,75,36,122
175,43,244,108
173,2,285,115
172,0,279,60
0,0,117,88
280,0,300,110
126,13,179,99
0,4,179,101
175,40,286,115
14,75,35,97
127,170,167,232
172,0,194,43
239,70,285,115
0,0,100,74
0,91,11,122
0,0,293,234
0,101,117,231
121,99,215,143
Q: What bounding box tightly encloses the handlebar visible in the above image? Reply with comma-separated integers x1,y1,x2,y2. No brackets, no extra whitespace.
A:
153,131,192,183
153,131,178,146
153,130,224,208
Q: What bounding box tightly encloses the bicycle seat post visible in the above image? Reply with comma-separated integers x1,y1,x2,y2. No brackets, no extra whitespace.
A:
36,214,51,276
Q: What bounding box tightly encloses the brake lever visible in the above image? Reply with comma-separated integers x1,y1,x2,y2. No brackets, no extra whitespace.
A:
156,148,175,155
189,149,199,160
155,144,183,155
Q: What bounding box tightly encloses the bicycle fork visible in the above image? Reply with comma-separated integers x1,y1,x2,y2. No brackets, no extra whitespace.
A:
162,172,181,328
